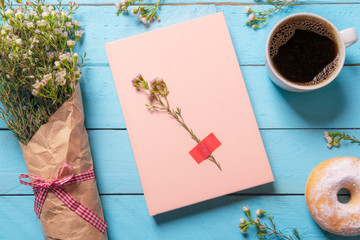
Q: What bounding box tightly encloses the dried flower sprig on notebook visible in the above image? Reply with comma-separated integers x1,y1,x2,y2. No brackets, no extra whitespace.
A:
132,73,222,170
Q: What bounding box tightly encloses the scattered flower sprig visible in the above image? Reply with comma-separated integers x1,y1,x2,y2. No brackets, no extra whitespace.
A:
115,0,161,25
244,0,298,29
324,131,360,149
132,73,222,170
0,0,85,144
239,206,301,240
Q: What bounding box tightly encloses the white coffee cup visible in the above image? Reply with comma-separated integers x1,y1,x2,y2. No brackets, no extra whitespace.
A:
265,13,358,92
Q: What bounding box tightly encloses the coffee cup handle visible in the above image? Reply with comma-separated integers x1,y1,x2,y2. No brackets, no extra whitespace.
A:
340,28,358,48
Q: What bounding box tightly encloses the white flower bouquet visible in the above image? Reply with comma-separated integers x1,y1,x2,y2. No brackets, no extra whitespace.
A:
0,0,107,239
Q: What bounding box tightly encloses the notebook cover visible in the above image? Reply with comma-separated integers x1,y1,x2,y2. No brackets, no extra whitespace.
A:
105,12,274,216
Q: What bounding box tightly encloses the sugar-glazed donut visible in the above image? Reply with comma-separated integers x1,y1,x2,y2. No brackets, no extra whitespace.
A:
305,157,360,236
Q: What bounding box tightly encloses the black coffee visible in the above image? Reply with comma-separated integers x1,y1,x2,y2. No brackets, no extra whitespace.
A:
270,17,339,85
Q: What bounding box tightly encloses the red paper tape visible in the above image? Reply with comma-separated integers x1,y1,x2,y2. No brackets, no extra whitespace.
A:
189,133,222,164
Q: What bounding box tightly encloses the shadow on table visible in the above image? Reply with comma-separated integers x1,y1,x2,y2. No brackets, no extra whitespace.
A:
154,183,276,225
275,79,346,125
153,194,237,225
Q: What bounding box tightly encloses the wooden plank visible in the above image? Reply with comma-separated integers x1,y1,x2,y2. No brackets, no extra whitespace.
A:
1,129,359,195
0,195,358,239
45,0,360,5
2,65,359,129
59,4,360,66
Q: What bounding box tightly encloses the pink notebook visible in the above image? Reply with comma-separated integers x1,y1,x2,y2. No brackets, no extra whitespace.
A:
105,12,274,216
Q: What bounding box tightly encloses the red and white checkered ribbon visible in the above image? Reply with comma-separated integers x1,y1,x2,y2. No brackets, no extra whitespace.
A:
19,163,107,234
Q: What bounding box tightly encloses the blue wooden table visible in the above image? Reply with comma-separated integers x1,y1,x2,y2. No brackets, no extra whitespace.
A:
1,0,360,239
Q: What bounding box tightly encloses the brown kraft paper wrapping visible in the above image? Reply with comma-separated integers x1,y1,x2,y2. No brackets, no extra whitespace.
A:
20,84,108,240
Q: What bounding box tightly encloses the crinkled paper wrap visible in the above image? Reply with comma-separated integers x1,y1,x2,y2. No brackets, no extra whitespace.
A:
20,85,107,240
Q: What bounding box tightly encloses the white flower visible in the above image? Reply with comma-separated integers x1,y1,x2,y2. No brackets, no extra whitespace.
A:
54,28,62,36
15,38,23,46
240,218,246,224
1,29,6,36
244,6,251,14
46,52,54,59
54,61,61,68
67,40,75,48
43,73,52,82
259,225,266,231
254,217,260,224
333,142,339,147
61,31,68,39
26,22,34,29
141,17,147,24
327,143,333,149
242,206,249,212
240,228,247,233
28,10,35,17
72,20,81,28
32,89,39,95
115,3,121,10
41,11,49,19
75,29,84,38
4,25,12,32
8,53,15,60
15,11,24,20
36,19,47,27
65,21,73,29
145,90,151,96
57,76,66,86
5,9,13,18
248,13,255,22
32,80,41,89
256,209,262,216
131,9,137,15
325,136,332,143
59,53,68,63
58,68,67,77
34,29,41,35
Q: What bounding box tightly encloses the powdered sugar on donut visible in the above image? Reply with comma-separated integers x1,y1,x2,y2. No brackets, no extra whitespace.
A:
305,157,360,236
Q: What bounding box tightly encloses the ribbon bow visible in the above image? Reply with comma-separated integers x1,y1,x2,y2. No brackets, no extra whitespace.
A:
19,163,107,234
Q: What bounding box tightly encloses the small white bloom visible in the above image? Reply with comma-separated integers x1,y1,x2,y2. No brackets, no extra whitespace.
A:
5,9,13,18
65,21,73,29
67,40,75,48
15,38,22,46
72,20,81,27
1,29,6,36
325,136,332,143
256,209,262,216
32,89,39,95
244,6,251,14
41,11,49,19
115,3,121,10
131,9,137,15
145,90,151,96
54,28,62,36
254,218,260,224
26,22,34,29
259,225,266,232
43,73,52,82
32,80,41,89
242,206,249,212
240,218,245,224
323,131,329,137
54,61,61,68
4,25,12,32
248,13,255,22
327,143,333,149
46,52,54,59
75,29,84,38
333,142,339,147
15,11,24,20
28,10,35,17
61,31,68,39
141,17,147,24
59,53,68,63
34,29,41,35
58,68,67,77
36,19,47,27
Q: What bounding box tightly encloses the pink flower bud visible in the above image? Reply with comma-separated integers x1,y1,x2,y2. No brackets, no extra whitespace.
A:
244,6,251,14
249,13,255,22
